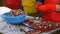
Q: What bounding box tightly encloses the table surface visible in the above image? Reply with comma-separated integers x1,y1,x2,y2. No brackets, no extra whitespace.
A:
0,7,60,34
0,7,25,34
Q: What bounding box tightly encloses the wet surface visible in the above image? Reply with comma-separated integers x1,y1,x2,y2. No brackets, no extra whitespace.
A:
51,30,60,34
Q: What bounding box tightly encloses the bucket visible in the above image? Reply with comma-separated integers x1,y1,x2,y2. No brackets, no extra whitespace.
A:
22,0,36,6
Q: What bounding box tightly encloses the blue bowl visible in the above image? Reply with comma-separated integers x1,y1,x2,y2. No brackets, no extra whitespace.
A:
2,12,27,24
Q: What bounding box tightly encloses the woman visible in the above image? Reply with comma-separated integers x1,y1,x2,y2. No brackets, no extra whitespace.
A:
36,0,60,22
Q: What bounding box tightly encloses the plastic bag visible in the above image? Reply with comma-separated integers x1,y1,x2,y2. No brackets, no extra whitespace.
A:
6,0,20,9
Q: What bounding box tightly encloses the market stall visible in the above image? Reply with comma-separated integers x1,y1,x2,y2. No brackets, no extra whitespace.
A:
0,0,60,34
0,7,60,34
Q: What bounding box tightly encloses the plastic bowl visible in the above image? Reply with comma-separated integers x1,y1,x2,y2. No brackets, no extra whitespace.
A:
2,12,27,24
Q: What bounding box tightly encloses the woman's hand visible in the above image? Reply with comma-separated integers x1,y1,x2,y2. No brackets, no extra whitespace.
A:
56,4,60,11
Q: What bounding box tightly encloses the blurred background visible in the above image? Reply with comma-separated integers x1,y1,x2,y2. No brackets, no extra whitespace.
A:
0,0,5,6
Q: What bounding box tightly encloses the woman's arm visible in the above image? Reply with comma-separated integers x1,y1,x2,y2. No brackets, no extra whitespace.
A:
36,3,60,12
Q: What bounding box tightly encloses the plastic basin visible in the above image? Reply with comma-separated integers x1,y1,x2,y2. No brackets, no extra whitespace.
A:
2,12,27,24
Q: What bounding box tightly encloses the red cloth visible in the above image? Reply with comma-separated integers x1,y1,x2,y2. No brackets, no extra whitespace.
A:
38,4,56,12
36,0,60,22
6,0,20,9
36,3,56,12
44,0,60,4
36,2,42,10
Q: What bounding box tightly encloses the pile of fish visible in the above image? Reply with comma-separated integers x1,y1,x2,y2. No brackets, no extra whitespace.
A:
8,9,24,16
